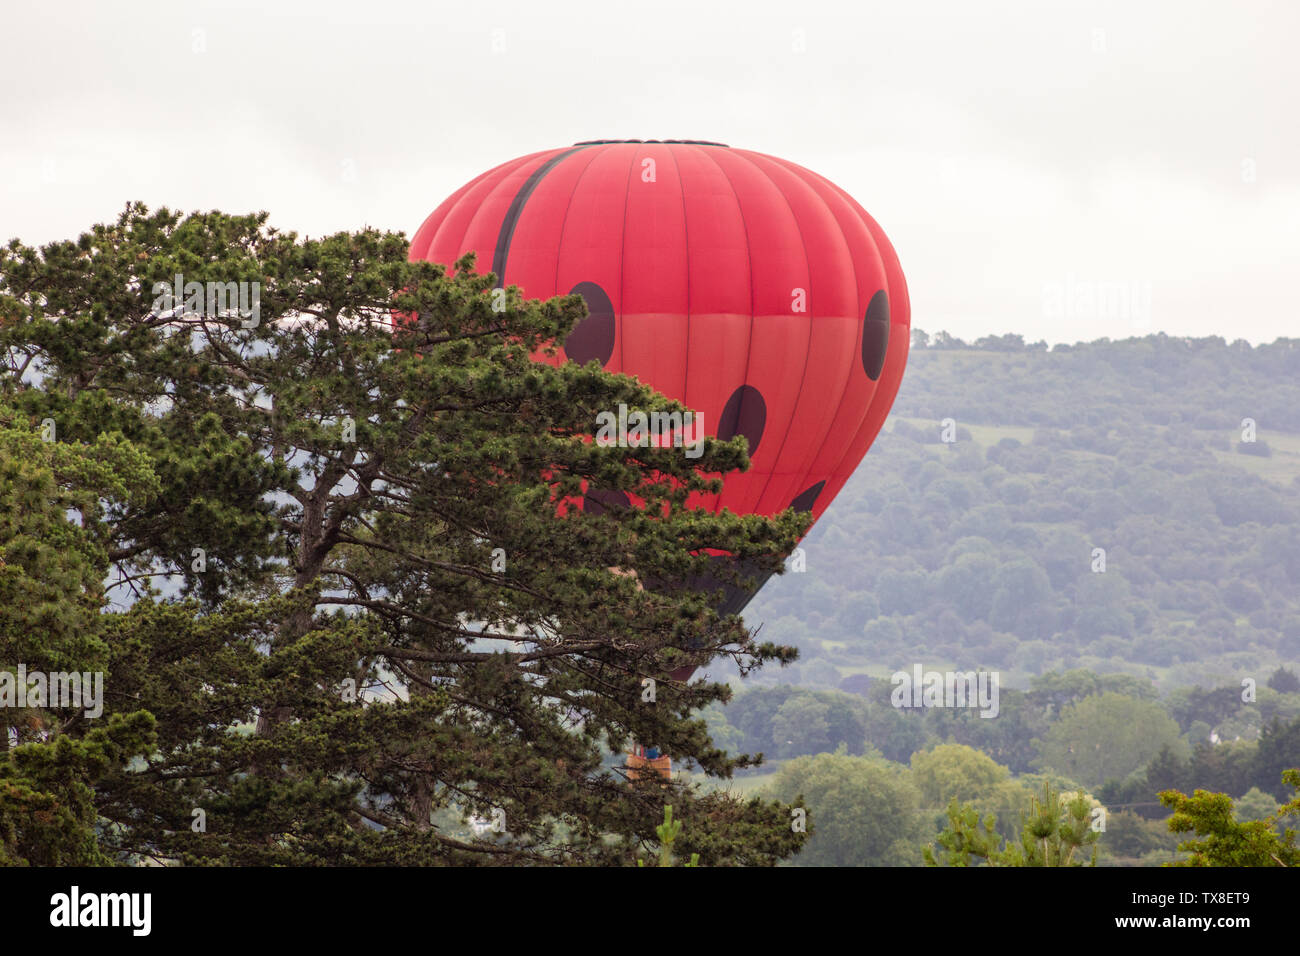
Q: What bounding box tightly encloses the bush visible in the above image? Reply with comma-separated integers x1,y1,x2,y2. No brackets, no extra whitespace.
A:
1236,440,1273,457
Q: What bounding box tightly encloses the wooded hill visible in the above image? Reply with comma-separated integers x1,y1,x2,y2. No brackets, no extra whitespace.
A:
737,333,1300,693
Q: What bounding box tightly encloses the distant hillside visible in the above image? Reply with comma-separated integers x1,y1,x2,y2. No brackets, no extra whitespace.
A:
733,334,1300,693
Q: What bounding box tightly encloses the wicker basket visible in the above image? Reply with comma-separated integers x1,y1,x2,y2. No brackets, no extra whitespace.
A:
626,751,672,781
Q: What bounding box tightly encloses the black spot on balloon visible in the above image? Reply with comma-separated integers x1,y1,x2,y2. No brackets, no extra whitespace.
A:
582,488,629,516
790,480,826,514
861,289,890,381
717,385,767,455
565,281,616,367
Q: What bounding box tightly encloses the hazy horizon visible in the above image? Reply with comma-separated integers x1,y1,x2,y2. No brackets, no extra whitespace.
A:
4,1,1296,346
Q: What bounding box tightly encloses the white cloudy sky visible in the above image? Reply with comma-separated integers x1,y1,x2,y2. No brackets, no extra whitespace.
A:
3,0,1297,344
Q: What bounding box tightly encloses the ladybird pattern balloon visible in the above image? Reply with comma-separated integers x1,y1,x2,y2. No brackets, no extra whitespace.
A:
410,140,910,618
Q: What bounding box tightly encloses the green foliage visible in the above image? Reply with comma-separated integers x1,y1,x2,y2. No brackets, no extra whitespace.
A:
1233,787,1280,824
1037,693,1183,788
637,805,699,867
909,743,1009,808
713,686,872,762
1100,810,1179,861
921,801,1001,867
1255,717,1300,800
1,204,812,866
766,753,930,866
1268,667,1300,694
771,695,834,758
0,403,159,671
1159,769,1300,866
743,334,1300,687
1098,717,1300,824
0,712,156,866
0,396,160,864
924,780,1099,867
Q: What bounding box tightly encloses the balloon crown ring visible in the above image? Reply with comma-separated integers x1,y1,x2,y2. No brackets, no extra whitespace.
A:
572,139,730,147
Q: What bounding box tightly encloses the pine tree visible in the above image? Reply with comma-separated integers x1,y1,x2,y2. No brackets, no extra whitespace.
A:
0,398,158,863
924,781,1099,866
637,806,700,867
0,204,808,865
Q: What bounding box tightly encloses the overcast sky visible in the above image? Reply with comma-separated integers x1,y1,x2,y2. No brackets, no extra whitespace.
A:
3,0,1296,344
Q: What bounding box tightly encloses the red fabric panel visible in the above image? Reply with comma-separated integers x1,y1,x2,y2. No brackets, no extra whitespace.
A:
818,191,912,522
408,142,911,546
733,150,860,519
619,143,690,405
699,147,810,518
552,144,639,373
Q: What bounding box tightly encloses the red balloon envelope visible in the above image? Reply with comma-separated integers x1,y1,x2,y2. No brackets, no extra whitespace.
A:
410,140,910,630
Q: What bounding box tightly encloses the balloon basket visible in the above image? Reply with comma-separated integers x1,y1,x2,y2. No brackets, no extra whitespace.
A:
626,751,672,781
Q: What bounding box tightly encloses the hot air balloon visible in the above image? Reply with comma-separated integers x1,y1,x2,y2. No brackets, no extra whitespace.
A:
409,140,910,776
